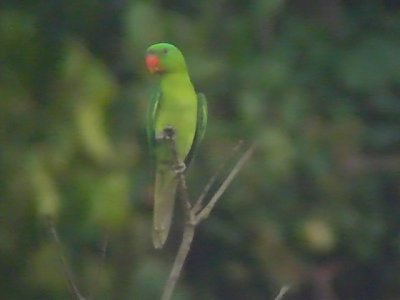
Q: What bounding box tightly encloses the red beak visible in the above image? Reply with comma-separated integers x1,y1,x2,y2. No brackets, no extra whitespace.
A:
146,54,160,73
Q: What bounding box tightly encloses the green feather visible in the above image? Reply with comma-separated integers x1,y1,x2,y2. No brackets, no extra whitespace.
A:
146,90,160,158
185,93,207,167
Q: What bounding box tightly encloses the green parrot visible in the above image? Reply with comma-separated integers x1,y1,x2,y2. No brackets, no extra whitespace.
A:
145,43,207,249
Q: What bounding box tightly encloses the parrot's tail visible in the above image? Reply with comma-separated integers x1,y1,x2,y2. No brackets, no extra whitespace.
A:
153,168,178,249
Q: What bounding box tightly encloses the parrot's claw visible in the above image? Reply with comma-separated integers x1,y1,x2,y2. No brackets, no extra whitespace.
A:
174,162,186,174
155,126,176,141
163,126,175,140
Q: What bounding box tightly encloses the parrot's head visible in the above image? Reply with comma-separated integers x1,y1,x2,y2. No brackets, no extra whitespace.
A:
146,43,187,75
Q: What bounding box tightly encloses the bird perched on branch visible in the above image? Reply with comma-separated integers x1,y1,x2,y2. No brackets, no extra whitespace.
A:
145,43,207,249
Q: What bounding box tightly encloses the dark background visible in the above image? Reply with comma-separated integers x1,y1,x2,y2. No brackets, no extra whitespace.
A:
1,0,399,299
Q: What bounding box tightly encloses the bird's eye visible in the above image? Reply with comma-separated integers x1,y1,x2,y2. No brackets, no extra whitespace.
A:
162,48,168,54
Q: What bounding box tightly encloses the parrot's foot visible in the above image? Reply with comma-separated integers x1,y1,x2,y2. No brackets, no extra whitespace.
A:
162,126,176,140
173,162,186,174
156,126,176,141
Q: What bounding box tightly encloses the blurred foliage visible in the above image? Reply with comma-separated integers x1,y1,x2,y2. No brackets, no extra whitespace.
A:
1,0,400,299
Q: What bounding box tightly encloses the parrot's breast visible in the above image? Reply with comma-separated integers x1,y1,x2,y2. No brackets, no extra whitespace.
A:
155,74,198,160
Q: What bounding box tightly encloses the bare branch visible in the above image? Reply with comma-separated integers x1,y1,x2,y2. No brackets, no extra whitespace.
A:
160,128,196,300
45,217,86,300
194,143,255,224
161,225,195,300
160,127,255,300
193,140,243,214
177,170,193,219
273,285,290,300
163,127,193,215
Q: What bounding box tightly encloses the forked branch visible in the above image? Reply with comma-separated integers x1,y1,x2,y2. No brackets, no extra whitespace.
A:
161,128,254,300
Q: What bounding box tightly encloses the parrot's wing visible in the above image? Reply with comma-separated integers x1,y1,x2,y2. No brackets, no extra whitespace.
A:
146,90,161,158
185,93,207,166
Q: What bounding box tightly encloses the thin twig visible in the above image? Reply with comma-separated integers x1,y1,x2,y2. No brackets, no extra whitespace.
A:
88,229,109,300
161,225,195,300
45,217,86,300
193,140,244,214
161,128,196,300
163,127,193,214
195,143,255,224
177,169,193,215
273,285,290,300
